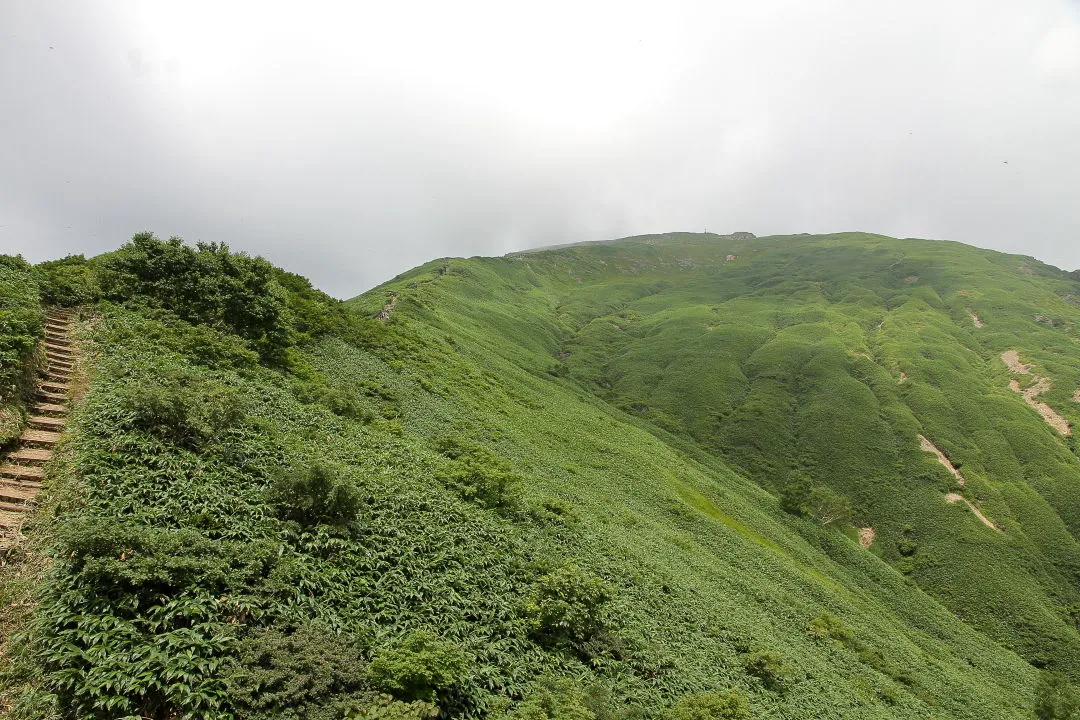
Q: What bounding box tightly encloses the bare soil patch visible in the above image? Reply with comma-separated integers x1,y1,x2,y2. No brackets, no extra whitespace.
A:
859,527,875,548
376,292,398,321
919,435,965,486
945,493,999,530
1002,351,1071,435
969,312,985,328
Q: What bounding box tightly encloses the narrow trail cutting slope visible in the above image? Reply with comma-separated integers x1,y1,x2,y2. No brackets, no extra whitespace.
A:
0,309,76,549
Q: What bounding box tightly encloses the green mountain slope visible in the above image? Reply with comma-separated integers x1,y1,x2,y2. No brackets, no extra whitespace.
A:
353,232,1080,678
5,233,1077,719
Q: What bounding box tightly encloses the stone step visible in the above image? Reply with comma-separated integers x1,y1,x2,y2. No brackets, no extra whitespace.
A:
18,429,61,447
0,477,42,492
28,416,65,431
0,490,39,509
43,372,72,384
31,403,68,417
0,501,32,514
0,510,25,529
36,390,67,403
8,448,52,466
47,360,74,371
44,340,72,349
39,380,70,393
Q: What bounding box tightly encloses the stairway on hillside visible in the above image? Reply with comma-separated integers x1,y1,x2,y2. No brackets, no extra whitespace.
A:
0,309,76,549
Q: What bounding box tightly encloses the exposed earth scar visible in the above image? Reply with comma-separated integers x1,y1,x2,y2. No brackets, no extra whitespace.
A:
376,292,398,321
920,435,998,530
919,435,965,486
1001,350,1071,435
945,493,999,531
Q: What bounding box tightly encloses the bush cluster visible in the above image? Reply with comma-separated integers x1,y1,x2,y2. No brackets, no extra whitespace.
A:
268,460,361,528
120,369,247,448
520,563,614,650
435,437,521,511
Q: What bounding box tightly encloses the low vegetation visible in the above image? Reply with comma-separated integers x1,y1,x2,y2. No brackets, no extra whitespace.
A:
0,255,43,444
3,232,1078,718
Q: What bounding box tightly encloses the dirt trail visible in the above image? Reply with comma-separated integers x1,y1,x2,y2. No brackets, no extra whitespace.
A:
0,310,76,549
945,493,999,531
376,292,398,321
919,435,965,486
1001,351,1071,435
859,527,876,548
969,312,985,328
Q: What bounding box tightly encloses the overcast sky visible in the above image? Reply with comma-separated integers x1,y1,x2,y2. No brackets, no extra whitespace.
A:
2,1,1079,297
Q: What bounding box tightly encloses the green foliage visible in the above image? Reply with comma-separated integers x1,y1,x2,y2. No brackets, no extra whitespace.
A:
436,436,522,511
778,478,811,517
35,253,101,306
1035,672,1080,720
779,481,851,527
31,519,272,718
367,630,469,704
805,486,853,526
520,563,614,649
497,676,598,720
120,368,247,448
807,613,855,646
0,254,42,443
227,626,371,720
345,694,439,720
18,233,1077,720
101,232,294,360
269,460,361,527
742,650,788,690
666,691,751,720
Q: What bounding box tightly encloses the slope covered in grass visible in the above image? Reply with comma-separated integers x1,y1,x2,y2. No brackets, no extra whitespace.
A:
352,232,1080,679
4,233,1073,718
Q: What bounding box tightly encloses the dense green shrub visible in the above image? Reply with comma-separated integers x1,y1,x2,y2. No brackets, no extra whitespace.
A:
666,691,750,720
0,255,43,443
1035,671,1080,720
436,437,521,511
227,626,371,720
32,520,276,718
497,677,598,720
35,253,101,306
742,650,787,690
120,369,247,448
100,233,294,359
805,486,853,526
367,630,469,705
778,478,811,516
783,481,853,527
344,695,438,720
269,461,361,527
808,613,855,646
521,563,614,649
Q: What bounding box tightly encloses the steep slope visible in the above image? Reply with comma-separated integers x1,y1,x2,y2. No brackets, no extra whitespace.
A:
352,232,1080,679
3,233,1067,718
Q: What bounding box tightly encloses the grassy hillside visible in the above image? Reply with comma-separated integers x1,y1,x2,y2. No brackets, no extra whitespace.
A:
4,232,1076,718
352,232,1080,679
